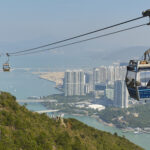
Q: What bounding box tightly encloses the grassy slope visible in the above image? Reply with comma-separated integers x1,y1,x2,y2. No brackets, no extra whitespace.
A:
0,92,144,150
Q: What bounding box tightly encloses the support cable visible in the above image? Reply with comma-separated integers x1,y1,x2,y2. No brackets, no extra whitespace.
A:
8,16,145,56
12,23,149,56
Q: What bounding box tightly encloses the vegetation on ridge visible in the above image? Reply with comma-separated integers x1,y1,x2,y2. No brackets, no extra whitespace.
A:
0,92,144,150
99,104,150,128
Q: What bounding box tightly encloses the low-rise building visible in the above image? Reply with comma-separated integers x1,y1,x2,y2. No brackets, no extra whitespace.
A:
88,104,105,111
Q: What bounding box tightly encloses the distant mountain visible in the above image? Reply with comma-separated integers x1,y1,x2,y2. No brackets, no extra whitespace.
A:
8,45,150,69
0,92,144,150
105,46,149,62
84,46,149,64
50,46,150,65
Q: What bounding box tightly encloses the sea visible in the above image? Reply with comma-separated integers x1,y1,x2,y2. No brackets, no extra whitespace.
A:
0,54,150,150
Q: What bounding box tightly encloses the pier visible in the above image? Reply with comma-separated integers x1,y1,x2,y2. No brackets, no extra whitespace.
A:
17,99,57,103
35,109,59,114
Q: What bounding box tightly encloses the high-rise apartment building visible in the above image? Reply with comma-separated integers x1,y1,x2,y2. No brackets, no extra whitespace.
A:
114,80,128,108
64,70,85,96
105,88,114,101
93,66,107,86
64,63,127,98
85,72,93,93
79,71,85,95
93,68,101,85
119,66,126,81
64,70,73,96
107,66,115,82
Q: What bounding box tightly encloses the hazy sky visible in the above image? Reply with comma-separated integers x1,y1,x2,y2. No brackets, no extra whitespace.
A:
0,0,150,53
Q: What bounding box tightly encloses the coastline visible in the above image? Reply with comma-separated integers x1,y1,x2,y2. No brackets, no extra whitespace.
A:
63,113,115,127
38,76,55,84
32,71,64,86
38,77,63,92
27,71,150,150
67,113,150,134
34,72,150,135
91,115,115,127
27,101,150,150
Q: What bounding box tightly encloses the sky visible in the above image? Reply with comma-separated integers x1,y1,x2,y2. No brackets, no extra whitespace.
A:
0,0,150,60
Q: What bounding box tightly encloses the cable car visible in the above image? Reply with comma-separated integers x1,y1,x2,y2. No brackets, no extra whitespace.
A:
125,49,150,101
3,53,10,72
3,63,10,72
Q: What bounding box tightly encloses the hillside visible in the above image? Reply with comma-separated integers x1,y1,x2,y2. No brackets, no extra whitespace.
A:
99,104,150,129
0,92,144,150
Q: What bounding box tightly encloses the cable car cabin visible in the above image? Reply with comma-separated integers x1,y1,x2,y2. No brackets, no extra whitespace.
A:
126,60,150,101
3,63,10,72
